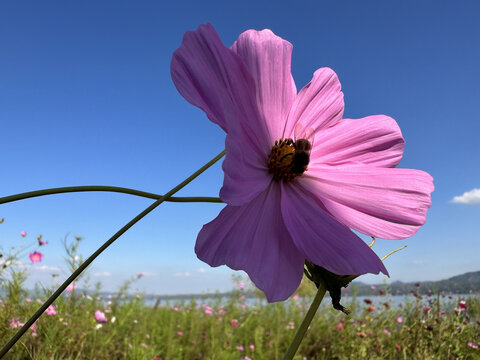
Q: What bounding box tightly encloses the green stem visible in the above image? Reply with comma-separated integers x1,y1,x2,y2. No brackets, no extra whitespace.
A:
282,279,326,360
0,186,222,204
0,150,225,358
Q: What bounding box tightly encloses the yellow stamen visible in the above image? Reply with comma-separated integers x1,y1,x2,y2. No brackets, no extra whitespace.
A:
381,245,407,261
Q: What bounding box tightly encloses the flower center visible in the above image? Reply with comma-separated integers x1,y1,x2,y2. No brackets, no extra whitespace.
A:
267,138,311,181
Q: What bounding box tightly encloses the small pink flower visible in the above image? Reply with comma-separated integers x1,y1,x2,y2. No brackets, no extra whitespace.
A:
141,343,148,348
423,306,431,314
249,344,255,350
9,318,24,328
37,235,48,246
467,342,478,349
154,358,163,360
204,306,212,315
286,321,295,330
45,305,57,315
25,298,32,302
21,231,26,237
236,345,244,351
458,300,468,309
336,323,343,330
397,317,403,323
66,284,77,292
146,333,150,339
94,310,108,323
395,344,402,351
383,329,391,336
243,357,252,360
239,282,245,290
229,319,239,327
170,306,179,312
293,295,299,301
356,332,367,338
29,251,43,263
177,331,183,336
137,272,144,278
370,285,376,290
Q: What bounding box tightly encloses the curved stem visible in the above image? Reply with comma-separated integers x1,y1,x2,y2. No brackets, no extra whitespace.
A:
0,186,222,205
282,280,326,360
0,150,225,358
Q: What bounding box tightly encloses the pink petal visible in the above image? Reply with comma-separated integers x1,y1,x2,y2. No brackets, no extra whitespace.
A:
171,24,272,206
284,68,344,138
281,182,387,276
231,29,297,142
310,115,405,168
196,184,304,302
220,133,271,206
171,24,270,151
302,165,434,239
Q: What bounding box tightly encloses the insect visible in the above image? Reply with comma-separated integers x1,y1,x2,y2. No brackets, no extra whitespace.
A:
290,123,314,175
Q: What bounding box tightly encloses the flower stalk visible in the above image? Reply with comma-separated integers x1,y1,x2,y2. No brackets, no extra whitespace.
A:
0,186,222,205
0,150,225,358
283,279,326,360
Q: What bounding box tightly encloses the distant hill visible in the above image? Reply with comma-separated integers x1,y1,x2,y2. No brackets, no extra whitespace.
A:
347,270,480,296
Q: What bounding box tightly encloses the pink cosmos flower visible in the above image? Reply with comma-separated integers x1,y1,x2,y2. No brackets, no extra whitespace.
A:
9,317,24,328
45,305,57,315
21,231,26,237
37,234,48,246
458,300,468,309
171,24,434,302
66,284,77,292
94,310,108,323
397,316,403,323
29,251,43,263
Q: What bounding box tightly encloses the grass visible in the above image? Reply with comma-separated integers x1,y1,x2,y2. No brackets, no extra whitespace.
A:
1,236,479,359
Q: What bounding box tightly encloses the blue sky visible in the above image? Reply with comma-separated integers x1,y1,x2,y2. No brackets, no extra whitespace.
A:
0,0,479,295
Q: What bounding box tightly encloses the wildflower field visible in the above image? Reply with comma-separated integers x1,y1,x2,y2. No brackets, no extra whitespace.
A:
1,270,479,359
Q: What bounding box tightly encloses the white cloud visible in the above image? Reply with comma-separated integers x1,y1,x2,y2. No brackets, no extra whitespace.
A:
174,272,192,277
93,272,111,277
451,188,480,204
36,265,61,272
197,268,208,273
412,259,424,265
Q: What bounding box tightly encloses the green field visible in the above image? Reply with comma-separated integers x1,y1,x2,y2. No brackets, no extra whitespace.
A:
1,236,479,359
1,276,479,359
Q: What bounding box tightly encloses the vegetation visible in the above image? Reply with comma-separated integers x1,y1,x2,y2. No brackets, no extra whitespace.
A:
1,233,479,359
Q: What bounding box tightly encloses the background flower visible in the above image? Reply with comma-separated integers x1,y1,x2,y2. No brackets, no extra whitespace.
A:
29,251,43,263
